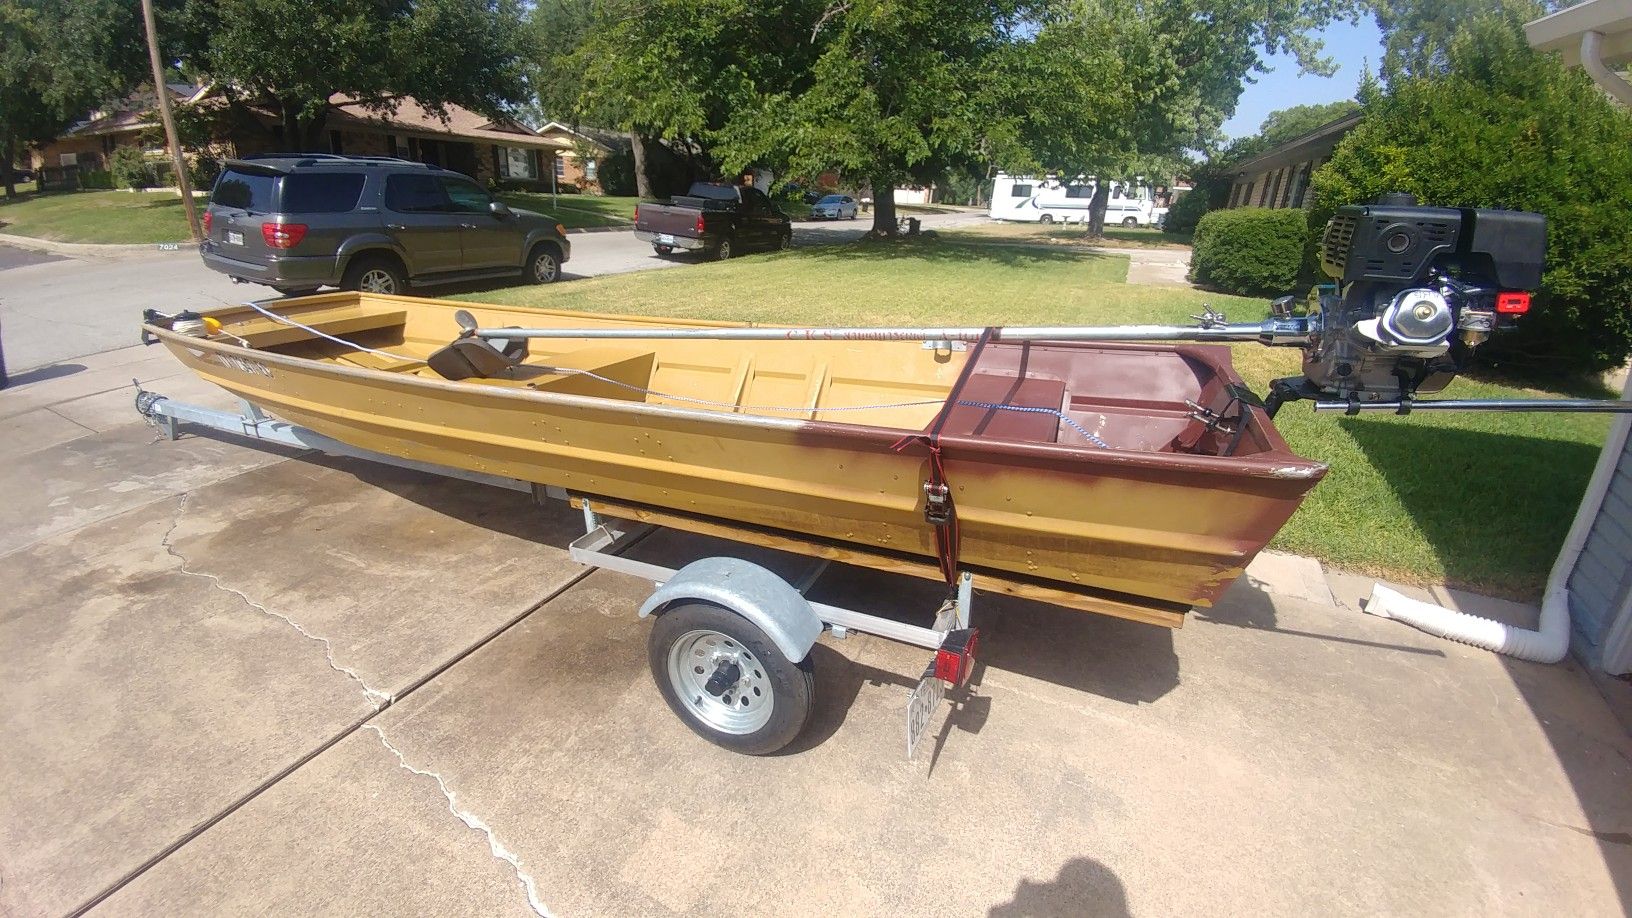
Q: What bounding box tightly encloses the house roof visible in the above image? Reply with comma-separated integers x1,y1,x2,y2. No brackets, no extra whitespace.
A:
325,97,568,151
1229,111,1365,176
536,121,631,154
1525,0,1632,68
64,83,206,138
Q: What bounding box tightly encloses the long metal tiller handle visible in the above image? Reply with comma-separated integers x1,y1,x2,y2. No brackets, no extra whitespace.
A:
1313,399,1632,413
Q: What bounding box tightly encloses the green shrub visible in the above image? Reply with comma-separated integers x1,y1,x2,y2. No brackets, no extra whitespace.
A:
1189,208,1308,296
1309,11,1632,376
109,147,154,189
79,169,115,189
1162,188,1210,235
188,156,221,190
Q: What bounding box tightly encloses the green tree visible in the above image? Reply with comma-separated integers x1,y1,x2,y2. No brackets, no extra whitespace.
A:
558,0,821,199
1258,99,1360,145
1310,8,1632,375
178,0,528,151
1371,0,1560,81
0,0,152,197
1015,0,1365,237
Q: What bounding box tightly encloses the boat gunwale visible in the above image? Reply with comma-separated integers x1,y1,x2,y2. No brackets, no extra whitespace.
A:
147,319,1325,482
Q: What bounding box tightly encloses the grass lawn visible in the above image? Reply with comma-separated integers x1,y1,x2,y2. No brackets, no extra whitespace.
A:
0,189,194,243
497,192,640,229
943,221,1193,249
456,237,1610,599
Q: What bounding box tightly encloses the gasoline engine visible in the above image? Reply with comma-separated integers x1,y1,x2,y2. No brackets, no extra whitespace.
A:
1253,192,1549,415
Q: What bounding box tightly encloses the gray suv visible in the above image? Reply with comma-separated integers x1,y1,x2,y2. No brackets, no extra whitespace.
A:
200,154,570,296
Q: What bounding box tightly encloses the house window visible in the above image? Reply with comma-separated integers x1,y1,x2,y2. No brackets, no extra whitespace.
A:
585,159,598,181
59,152,78,167
505,147,534,179
329,130,343,154
554,156,565,178
386,135,399,158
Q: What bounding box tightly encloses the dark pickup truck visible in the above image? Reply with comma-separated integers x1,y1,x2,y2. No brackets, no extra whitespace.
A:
633,182,792,260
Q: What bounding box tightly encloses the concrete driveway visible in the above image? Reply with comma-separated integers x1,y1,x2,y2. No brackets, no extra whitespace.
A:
2,338,1630,916
0,212,983,376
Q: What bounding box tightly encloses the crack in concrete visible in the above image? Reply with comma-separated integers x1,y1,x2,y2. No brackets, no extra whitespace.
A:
160,492,391,709
366,725,552,917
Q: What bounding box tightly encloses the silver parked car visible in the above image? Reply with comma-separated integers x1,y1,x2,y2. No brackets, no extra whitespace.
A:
810,193,858,220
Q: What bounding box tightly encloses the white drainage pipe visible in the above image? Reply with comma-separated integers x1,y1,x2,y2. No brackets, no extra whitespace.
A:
1365,583,1569,663
1364,374,1632,664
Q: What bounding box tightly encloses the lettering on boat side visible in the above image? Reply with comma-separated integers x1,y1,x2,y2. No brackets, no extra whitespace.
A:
211,353,274,378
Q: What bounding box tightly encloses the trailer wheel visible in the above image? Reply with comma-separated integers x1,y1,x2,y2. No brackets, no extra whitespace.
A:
1122,216,1138,227
1039,214,1054,224
648,602,813,755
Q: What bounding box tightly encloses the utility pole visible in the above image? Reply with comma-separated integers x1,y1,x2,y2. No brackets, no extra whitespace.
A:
141,0,200,243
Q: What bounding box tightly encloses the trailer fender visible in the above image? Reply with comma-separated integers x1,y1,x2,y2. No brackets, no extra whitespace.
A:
637,557,822,663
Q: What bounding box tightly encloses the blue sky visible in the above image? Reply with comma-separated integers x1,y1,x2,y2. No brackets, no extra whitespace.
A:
1220,16,1386,139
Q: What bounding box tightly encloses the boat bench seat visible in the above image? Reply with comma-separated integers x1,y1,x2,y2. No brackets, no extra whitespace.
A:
233,306,407,349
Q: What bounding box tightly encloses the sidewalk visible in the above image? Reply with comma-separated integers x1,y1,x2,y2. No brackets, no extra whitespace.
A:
3,348,1629,916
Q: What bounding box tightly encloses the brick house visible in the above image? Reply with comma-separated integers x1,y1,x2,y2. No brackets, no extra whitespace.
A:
31,86,566,188
29,83,208,181
534,122,631,193
1225,111,1362,210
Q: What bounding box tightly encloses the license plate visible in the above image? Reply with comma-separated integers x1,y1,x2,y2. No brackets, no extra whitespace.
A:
226,230,244,246
905,672,946,759
657,233,675,245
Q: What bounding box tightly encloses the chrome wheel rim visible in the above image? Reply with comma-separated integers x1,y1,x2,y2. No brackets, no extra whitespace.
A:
532,253,558,282
718,240,732,259
360,269,397,293
666,629,773,734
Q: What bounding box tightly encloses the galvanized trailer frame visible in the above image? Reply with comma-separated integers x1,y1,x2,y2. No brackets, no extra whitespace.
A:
136,387,983,757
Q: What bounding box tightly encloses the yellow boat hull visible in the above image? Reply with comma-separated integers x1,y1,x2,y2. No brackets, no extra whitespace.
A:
149,292,1326,621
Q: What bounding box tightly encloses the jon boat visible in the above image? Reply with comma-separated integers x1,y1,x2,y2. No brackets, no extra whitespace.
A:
144,291,1327,627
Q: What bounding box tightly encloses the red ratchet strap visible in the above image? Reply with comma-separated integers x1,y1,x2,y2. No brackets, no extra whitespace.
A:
891,326,997,589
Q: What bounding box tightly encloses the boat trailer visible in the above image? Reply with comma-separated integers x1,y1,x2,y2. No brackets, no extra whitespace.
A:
136,388,984,759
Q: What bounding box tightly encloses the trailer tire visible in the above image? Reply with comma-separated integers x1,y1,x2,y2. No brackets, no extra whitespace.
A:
1039,214,1054,224
1122,216,1138,227
648,602,814,755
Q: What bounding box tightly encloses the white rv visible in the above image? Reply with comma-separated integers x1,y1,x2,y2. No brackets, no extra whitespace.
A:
988,173,1166,227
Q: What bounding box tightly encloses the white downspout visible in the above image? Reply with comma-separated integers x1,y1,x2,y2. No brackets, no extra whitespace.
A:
1580,30,1632,107
1365,375,1632,664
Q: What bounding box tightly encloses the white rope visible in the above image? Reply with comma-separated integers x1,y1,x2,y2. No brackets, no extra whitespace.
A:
239,300,402,359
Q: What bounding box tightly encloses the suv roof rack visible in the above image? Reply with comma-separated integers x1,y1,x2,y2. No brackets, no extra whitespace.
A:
238,152,437,170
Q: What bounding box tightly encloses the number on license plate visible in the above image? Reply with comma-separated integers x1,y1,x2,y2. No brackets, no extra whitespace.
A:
657,233,675,245
905,672,946,759
226,231,244,246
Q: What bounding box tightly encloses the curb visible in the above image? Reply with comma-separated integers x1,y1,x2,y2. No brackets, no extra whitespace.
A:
0,232,193,258
565,225,631,235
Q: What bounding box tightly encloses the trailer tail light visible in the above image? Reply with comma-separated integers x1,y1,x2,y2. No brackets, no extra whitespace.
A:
694,213,706,234
933,628,979,686
1496,291,1531,315
261,222,308,249
202,211,212,234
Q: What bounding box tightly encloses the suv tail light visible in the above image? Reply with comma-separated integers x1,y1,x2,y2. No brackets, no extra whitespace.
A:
261,222,307,249
202,211,212,234
632,205,639,222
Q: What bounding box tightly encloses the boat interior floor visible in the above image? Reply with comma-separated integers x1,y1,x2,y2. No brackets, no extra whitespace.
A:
261,308,1266,457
